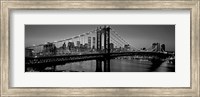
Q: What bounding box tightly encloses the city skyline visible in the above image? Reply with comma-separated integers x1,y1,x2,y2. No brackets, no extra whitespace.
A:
25,25,175,51
25,25,175,72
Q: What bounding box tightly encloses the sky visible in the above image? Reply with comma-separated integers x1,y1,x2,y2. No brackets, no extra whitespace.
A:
25,25,175,51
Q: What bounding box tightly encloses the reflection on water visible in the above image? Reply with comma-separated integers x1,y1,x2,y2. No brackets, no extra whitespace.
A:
55,59,175,72
56,60,96,72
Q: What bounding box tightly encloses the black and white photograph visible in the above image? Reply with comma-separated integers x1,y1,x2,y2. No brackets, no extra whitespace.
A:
25,25,175,72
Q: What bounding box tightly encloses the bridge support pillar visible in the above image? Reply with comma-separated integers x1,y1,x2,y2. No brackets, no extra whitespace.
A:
51,65,56,72
103,59,110,72
96,59,102,72
104,26,111,54
97,27,102,53
96,26,111,72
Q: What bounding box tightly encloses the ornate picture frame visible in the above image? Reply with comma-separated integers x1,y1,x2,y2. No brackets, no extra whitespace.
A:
1,0,199,96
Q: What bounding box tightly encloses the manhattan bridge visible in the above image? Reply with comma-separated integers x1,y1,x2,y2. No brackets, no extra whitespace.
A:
25,26,175,72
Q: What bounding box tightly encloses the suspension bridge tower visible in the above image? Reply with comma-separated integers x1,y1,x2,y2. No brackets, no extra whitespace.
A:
96,26,111,72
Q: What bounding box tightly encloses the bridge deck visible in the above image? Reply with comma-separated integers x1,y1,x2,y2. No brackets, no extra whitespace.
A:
26,52,173,66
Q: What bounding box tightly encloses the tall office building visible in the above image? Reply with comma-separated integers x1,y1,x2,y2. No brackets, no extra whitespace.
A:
152,43,162,52
110,43,114,51
161,44,165,51
92,37,95,49
68,42,75,50
152,43,157,50
88,37,91,49
62,42,66,49
157,43,161,51
84,43,88,49
77,41,80,47
124,44,130,51
43,42,57,55
25,48,33,57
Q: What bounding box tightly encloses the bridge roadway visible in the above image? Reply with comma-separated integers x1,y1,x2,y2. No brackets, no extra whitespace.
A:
25,51,172,67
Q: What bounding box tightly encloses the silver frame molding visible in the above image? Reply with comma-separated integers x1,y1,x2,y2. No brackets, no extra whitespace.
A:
1,0,199,96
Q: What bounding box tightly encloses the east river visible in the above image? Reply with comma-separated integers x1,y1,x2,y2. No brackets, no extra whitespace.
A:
55,59,175,72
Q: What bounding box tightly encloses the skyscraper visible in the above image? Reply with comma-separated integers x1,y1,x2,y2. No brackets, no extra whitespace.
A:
157,43,161,51
77,41,80,47
92,37,95,49
161,44,165,51
62,42,66,49
124,44,130,51
84,43,88,49
88,37,91,49
152,43,157,50
43,42,57,55
68,42,74,50
152,43,159,52
110,43,114,52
